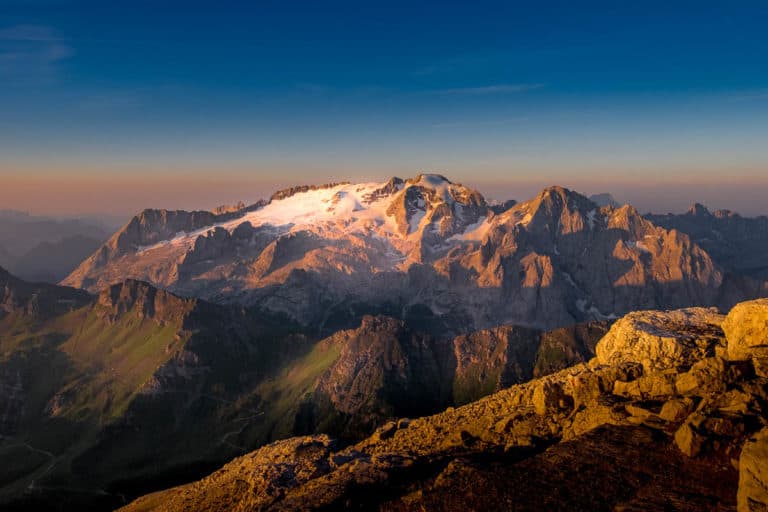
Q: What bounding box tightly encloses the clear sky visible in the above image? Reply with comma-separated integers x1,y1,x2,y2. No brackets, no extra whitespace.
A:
1,0,767,216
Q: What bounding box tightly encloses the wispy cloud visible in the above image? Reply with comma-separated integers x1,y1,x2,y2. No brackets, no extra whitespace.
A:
0,24,63,42
432,83,544,95
412,52,506,77
0,25,73,85
431,117,528,129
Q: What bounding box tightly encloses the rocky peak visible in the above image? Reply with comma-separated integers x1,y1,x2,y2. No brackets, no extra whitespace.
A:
0,266,92,319
607,203,653,235
362,177,405,203
687,203,712,217
407,173,452,186
211,201,246,215
385,174,488,239
96,279,196,324
270,182,350,202
103,208,219,257
713,208,737,219
517,186,598,228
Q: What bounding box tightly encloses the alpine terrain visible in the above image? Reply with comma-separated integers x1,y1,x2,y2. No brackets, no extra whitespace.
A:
1,175,767,511
64,175,766,332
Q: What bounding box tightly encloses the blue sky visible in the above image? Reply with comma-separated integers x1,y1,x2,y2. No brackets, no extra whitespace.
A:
1,1,767,215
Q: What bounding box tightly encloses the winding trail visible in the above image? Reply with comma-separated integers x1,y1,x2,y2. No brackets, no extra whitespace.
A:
219,412,265,451
2,441,57,490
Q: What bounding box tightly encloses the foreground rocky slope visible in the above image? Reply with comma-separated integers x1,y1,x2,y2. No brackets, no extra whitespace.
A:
63,175,764,331
122,300,768,511
0,269,609,510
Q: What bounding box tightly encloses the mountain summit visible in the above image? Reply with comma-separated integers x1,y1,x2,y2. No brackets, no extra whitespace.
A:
63,175,756,331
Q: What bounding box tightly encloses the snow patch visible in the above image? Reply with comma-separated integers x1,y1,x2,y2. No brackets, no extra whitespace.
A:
408,210,426,234
449,217,492,242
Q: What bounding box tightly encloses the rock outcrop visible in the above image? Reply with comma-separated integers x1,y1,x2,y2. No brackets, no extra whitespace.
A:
119,301,768,511
0,265,92,319
95,279,197,324
738,428,768,512
723,299,768,375
595,307,725,371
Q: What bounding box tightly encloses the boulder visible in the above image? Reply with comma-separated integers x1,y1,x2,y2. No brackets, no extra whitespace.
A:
532,380,573,416
595,308,725,372
723,299,768,376
738,428,768,512
660,398,695,423
675,412,708,457
613,372,676,399
675,357,727,396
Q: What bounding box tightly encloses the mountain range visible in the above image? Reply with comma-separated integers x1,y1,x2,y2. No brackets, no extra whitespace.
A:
1,174,767,510
62,174,767,333
0,211,115,284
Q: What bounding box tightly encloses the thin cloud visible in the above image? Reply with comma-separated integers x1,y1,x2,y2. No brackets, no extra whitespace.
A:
412,51,507,77
431,117,528,129
433,83,544,95
0,25,73,84
0,24,63,42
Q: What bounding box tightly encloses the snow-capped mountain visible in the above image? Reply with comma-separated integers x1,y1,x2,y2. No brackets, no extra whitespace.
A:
62,174,763,331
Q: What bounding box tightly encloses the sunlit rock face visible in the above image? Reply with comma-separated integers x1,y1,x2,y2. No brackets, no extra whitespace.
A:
63,175,755,331
647,204,768,281
595,307,725,372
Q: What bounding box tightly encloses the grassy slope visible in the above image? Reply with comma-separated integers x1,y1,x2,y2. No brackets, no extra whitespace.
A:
0,306,184,499
240,339,342,446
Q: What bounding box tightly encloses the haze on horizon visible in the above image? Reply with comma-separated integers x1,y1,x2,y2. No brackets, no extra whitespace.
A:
1,1,767,217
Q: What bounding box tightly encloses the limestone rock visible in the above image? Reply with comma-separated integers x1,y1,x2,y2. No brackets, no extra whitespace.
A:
613,372,676,399
675,413,708,457
532,380,573,416
660,398,695,423
596,307,725,372
723,299,768,375
675,357,727,396
738,428,768,512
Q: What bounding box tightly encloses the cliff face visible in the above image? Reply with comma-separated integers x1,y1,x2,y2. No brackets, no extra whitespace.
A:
288,316,607,441
120,300,768,512
451,325,541,405
95,279,197,324
0,265,91,319
647,204,768,280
